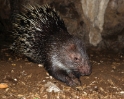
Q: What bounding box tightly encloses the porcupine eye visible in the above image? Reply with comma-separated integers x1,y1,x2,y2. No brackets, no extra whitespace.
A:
74,57,80,62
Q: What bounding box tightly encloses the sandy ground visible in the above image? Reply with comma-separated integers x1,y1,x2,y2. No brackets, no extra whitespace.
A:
0,48,124,99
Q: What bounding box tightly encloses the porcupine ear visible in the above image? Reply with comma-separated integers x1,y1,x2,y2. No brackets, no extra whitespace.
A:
67,44,76,51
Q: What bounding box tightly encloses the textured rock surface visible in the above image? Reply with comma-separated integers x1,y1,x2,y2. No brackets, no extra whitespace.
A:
81,0,109,46
101,0,124,52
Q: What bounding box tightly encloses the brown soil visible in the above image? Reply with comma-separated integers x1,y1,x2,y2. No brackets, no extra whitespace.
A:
0,48,124,99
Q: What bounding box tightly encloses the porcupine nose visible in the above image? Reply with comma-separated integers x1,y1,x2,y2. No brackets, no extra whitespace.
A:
79,60,91,76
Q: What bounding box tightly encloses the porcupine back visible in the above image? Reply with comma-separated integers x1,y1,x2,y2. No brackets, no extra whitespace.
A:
11,5,69,63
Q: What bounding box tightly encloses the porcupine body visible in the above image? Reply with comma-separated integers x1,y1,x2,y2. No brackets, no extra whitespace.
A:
11,5,91,87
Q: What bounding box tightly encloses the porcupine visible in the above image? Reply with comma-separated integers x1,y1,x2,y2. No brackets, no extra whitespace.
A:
11,4,91,87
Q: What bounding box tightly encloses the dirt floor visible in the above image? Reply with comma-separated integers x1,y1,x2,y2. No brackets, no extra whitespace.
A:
0,47,124,99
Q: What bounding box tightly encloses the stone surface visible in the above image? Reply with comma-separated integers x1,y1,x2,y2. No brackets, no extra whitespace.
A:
81,0,109,46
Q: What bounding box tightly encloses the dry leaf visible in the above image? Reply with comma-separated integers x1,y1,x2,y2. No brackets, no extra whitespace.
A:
0,83,8,89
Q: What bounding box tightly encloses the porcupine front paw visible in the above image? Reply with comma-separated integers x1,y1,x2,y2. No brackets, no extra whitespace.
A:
65,73,81,87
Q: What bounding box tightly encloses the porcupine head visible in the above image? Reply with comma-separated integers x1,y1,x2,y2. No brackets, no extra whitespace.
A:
11,4,91,87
